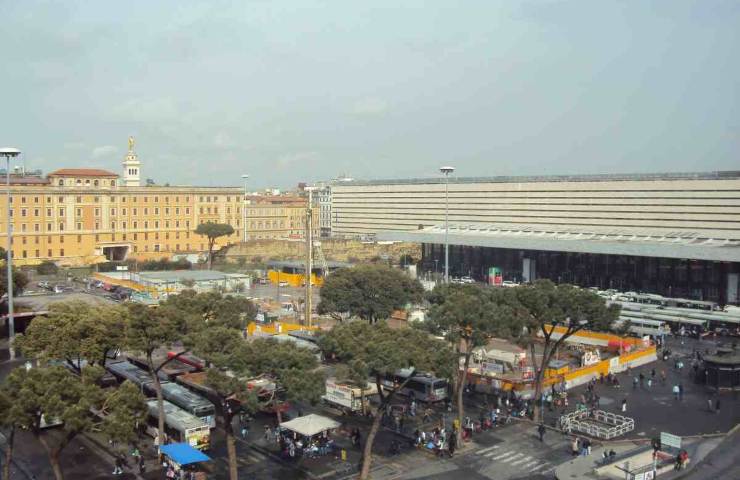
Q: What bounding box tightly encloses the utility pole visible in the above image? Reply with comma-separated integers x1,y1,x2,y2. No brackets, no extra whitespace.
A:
304,188,315,327
1,147,21,360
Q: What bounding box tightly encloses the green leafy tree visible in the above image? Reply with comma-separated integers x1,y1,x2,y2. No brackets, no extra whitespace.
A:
0,365,145,480
35,260,59,276
318,322,454,480
513,280,620,422
318,265,423,322
398,254,416,267
0,266,28,298
15,301,126,374
160,289,256,333
124,303,187,446
424,284,525,443
0,389,15,480
194,222,235,269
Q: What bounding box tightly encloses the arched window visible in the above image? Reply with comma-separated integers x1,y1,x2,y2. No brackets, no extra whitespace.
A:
110,180,115,186
58,179,63,186
94,180,99,186
76,179,82,185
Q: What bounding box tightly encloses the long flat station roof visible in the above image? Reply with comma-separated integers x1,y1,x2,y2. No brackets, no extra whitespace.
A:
378,223,740,262
337,170,740,186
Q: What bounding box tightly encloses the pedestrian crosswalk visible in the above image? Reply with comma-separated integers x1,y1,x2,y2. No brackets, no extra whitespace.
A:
472,445,555,474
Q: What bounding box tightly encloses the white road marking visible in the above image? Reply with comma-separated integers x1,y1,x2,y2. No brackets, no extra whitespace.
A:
491,450,517,461
500,453,525,464
475,445,501,455
509,455,534,466
521,459,541,469
529,462,551,472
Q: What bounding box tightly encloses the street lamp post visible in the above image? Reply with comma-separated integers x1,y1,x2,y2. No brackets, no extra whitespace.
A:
439,166,455,283
241,174,249,242
1,147,21,360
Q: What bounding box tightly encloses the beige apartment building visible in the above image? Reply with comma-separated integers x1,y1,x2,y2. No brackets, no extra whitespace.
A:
246,195,320,241
0,139,314,266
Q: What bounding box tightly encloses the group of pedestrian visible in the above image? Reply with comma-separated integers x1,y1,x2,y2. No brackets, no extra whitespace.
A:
570,437,591,457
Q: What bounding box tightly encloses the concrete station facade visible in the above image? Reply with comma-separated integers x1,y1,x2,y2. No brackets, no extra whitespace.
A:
331,171,740,304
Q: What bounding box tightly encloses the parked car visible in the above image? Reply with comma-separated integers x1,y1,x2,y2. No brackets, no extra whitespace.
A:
459,276,476,284
53,284,74,294
37,281,51,290
501,281,519,288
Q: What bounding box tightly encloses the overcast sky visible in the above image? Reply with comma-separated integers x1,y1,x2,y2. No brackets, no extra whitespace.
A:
2,1,738,188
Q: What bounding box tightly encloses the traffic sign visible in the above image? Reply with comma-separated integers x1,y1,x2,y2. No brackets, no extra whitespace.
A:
660,432,681,449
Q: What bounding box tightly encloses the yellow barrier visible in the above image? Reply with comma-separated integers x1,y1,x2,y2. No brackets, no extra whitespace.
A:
267,270,324,287
544,325,643,347
246,321,319,337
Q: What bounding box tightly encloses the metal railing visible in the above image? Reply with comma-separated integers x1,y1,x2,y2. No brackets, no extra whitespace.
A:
560,409,635,439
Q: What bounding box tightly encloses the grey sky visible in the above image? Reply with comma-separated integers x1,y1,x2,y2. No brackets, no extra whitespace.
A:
2,0,738,188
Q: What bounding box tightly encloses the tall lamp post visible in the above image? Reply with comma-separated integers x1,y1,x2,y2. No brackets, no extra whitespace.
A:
1,147,20,360
439,166,455,283
241,174,249,242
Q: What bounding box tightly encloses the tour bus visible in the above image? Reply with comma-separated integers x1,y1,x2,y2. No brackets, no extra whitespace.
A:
105,360,168,389
615,317,670,338
126,355,198,380
160,382,216,428
381,368,449,403
145,400,210,450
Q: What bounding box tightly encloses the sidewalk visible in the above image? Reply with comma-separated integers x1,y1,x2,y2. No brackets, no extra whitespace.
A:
553,436,723,480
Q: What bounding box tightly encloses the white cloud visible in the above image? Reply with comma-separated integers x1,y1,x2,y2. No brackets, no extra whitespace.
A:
91,145,119,159
352,98,389,116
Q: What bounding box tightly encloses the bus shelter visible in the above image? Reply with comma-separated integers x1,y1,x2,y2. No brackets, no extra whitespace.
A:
160,443,211,479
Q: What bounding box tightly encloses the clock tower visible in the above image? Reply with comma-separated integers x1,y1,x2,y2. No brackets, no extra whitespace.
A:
122,135,141,187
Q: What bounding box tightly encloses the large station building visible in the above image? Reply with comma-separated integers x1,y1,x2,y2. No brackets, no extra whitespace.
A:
331,172,740,305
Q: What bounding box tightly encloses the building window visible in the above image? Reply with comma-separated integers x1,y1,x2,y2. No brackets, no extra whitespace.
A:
59,223,64,231
133,208,137,215
154,207,159,215
120,196,125,202
34,197,39,204
185,196,189,202
144,221,149,228
165,233,169,240
165,207,170,215
95,208,100,216
76,222,82,230
133,233,137,240
77,235,81,243
76,208,82,217
58,196,63,202
199,207,203,214
154,221,159,229
95,234,99,241
47,223,52,231
122,221,126,229
34,209,39,217
122,234,126,241
60,248,64,256
175,220,180,228
111,221,115,229
21,197,26,204
34,237,39,244
22,250,27,258
185,221,190,229
21,236,26,244
21,208,27,217
34,224,39,232
58,179,63,186
35,249,39,257
186,232,190,239
76,196,82,203
144,233,148,240
144,197,148,203
165,220,170,228
133,221,137,228
175,207,180,215
95,222,99,230
94,196,99,203
155,232,159,240
59,236,64,243
185,207,190,215
144,208,148,215
94,180,99,186
48,249,52,257
85,179,90,185
154,244,160,252
122,208,127,215
47,208,52,216
154,196,159,203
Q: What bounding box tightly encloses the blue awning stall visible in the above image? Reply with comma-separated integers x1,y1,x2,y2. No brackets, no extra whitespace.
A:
160,443,211,467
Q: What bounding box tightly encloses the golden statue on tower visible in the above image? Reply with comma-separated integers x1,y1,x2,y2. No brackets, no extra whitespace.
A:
128,136,135,152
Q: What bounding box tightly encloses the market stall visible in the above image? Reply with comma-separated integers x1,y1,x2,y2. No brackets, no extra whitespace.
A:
278,414,341,459
160,443,212,479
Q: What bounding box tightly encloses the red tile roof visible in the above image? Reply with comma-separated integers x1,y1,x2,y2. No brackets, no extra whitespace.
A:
9,176,50,185
48,168,119,177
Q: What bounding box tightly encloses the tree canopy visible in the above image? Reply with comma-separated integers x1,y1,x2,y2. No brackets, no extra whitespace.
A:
423,283,528,440
318,264,423,322
194,222,235,269
0,266,28,298
512,280,620,421
15,301,127,373
319,321,454,479
1,365,145,480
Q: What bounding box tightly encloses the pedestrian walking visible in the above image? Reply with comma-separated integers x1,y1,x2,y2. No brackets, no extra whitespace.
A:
633,377,638,389
112,456,124,475
241,425,248,438
678,383,684,401
263,425,271,441
707,397,714,412
660,370,667,385
647,378,652,388
621,398,627,413
138,455,146,475
538,423,546,442
715,398,720,414
448,430,457,457
672,384,680,400
571,437,579,457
